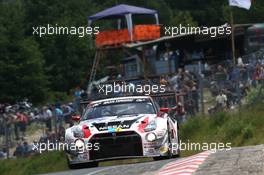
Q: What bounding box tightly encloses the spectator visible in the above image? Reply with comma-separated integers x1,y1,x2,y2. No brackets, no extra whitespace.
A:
216,91,227,109
252,63,262,87
42,106,53,132
22,141,31,156
260,65,264,84
13,143,24,157
172,102,186,123
73,86,84,112
62,104,74,127
16,112,28,138
215,64,228,88
0,149,7,159
54,104,63,129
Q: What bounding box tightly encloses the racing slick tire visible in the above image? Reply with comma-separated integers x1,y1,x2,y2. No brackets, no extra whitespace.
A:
153,123,173,160
172,126,180,158
167,120,180,158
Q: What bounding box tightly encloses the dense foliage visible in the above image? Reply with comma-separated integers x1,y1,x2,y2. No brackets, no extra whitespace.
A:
180,103,264,156
0,0,264,104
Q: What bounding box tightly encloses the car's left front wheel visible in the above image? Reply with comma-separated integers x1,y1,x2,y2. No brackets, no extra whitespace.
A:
153,123,173,160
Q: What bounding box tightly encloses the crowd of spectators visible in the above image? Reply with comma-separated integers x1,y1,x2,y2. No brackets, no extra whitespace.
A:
155,55,264,119
0,100,77,159
86,54,263,122
207,58,264,111
158,67,199,117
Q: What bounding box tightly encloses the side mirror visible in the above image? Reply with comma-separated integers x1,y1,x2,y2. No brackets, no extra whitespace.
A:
160,107,170,113
72,115,81,122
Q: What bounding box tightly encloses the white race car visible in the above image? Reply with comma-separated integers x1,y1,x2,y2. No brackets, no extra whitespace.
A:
65,96,180,168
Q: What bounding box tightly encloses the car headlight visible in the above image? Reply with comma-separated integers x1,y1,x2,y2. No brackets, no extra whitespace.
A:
146,132,157,142
144,120,157,132
75,139,85,149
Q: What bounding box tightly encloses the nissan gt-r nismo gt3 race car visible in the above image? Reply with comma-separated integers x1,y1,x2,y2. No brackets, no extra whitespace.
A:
65,96,180,168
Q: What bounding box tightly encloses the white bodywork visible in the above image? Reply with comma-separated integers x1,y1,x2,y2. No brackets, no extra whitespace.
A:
65,96,180,165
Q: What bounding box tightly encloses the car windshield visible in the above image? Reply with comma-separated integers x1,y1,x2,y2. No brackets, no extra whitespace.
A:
82,99,155,120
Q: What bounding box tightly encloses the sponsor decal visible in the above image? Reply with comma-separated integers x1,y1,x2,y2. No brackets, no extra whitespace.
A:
138,117,149,133
143,142,156,148
94,119,138,131
144,148,156,154
92,98,149,107
108,127,116,133
98,124,130,131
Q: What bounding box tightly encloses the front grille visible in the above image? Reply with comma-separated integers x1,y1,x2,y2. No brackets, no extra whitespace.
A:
89,131,143,160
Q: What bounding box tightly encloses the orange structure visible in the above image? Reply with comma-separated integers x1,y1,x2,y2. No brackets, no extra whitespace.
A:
87,4,161,89
88,4,160,48
95,25,160,47
133,25,160,41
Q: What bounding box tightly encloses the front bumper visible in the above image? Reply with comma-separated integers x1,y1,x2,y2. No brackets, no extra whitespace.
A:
66,130,168,164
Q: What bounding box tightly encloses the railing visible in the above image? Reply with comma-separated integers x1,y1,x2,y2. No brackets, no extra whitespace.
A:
95,25,160,47
133,25,160,41
150,92,186,108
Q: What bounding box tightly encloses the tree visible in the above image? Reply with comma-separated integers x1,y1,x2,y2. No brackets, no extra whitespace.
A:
24,0,98,93
170,11,198,27
0,0,48,104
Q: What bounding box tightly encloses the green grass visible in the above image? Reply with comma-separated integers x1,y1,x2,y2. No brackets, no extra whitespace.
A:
0,151,68,175
1,103,264,175
180,103,264,156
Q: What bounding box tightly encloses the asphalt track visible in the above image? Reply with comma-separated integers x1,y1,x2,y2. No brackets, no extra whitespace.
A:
43,158,175,175
43,145,264,175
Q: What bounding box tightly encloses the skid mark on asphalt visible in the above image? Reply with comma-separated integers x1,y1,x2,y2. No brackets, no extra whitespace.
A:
157,150,214,175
